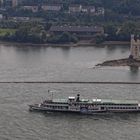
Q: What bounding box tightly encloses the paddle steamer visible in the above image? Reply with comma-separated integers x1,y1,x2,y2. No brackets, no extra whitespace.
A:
29,94,140,114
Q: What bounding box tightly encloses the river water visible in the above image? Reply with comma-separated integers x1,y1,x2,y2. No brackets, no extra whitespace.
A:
0,43,140,140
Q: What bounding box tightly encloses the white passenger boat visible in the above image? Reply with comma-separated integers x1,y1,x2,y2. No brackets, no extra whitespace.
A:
29,94,140,114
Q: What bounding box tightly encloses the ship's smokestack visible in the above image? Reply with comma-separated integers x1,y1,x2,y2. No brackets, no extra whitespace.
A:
76,94,80,102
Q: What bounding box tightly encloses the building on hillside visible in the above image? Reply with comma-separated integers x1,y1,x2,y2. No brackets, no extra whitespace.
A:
41,4,62,12
12,0,18,7
81,6,95,14
69,5,82,13
10,16,30,21
130,35,140,60
96,7,105,15
68,5,105,15
49,25,104,39
23,6,38,12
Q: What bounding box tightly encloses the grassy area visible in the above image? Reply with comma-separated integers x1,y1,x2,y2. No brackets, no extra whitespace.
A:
0,28,16,36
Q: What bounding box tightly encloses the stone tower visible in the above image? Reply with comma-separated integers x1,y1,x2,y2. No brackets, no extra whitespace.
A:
130,35,140,60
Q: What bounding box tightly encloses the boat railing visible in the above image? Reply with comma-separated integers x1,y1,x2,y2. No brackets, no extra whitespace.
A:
43,99,52,104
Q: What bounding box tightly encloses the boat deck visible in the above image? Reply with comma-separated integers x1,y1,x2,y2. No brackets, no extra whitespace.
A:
52,98,139,105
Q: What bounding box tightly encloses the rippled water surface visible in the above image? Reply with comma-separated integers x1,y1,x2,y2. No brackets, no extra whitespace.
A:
0,43,140,140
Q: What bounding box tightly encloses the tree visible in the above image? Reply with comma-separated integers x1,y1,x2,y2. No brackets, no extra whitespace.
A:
15,25,30,42
95,35,105,44
117,21,137,41
104,23,118,40
104,23,117,36
14,24,47,43
47,32,78,44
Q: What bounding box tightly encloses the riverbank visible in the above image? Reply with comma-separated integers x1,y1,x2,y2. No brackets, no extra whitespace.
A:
96,58,140,67
77,41,130,47
0,40,130,47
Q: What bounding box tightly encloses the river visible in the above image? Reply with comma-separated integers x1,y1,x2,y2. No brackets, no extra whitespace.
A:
0,43,140,140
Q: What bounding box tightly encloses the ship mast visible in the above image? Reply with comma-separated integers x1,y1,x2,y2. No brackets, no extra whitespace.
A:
48,89,54,100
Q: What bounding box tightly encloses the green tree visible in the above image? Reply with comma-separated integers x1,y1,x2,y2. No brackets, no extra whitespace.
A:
95,35,105,44
15,25,30,42
104,23,117,36
47,32,78,44
14,24,47,43
118,21,137,41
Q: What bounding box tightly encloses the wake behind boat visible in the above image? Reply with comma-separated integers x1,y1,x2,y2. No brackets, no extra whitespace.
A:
29,94,140,114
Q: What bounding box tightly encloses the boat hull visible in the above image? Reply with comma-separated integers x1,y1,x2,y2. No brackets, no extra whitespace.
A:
29,105,140,114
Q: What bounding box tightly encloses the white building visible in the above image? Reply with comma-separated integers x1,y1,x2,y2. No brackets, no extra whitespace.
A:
23,6,38,13
130,35,140,60
81,6,95,13
41,4,62,11
69,5,82,13
96,7,105,15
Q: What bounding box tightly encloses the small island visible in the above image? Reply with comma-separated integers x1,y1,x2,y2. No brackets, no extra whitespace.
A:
96,58,140,67
96,35,140,67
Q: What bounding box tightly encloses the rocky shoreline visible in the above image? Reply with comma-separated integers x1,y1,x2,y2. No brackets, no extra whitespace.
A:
96,58,140,67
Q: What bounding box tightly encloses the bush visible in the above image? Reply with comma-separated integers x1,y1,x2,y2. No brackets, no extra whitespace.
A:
95,35,105,44
47,32,78,44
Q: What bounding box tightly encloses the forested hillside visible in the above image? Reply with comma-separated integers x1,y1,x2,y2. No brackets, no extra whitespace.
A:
102,0,140,15
0,0,140,44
